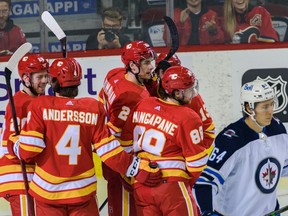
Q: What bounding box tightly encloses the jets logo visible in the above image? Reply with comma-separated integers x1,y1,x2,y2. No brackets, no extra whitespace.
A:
257,76,288,114
255,157,280,194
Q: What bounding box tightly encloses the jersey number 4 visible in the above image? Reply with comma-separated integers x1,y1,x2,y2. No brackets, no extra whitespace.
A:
55,125,81,165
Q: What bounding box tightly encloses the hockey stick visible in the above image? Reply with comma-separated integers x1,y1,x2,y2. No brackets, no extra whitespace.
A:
4,42,35,216
163,15,179,61
153,16,179,75
99,197,108,212
41,11,67,58
265,204,288,216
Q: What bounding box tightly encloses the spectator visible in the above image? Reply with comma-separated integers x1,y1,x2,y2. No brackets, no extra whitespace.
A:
0,0,26,55
194,79,288,215
1,54,49,216
164,0,224,45
10,58,161,216
223,0,279,43
86,6,131,50
120,66,208,215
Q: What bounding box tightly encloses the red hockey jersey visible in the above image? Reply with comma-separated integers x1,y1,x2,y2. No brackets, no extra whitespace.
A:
223,6,279,43
98,67,126,111
164,7,224,45
121,97,208,184
0,91,35,197
19,96,134,204
187,94,215,150
103,75,150,151
144,80,215,151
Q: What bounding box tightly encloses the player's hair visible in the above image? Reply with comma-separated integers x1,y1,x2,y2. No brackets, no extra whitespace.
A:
102,6,123,22
51,78,79,98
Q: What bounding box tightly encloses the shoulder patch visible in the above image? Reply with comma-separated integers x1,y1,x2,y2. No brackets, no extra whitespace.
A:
223,129,238,138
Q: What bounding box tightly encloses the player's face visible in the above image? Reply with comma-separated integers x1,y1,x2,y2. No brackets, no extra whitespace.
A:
183,88,194,104
0,2,9,27
232,0,249,14
254,98,275,126
138,57,155,80
30,70,49,95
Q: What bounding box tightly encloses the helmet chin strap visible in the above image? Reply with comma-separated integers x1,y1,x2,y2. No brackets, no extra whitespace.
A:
22,80,38,96
174,90,185,105
244,109,264,130
129,64,143,85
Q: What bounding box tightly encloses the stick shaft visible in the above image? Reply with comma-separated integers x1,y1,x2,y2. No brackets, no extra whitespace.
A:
99,198,108,211
265,205,288,216
4,53,35,216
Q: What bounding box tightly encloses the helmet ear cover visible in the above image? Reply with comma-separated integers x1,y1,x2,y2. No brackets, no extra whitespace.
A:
49,58,82,88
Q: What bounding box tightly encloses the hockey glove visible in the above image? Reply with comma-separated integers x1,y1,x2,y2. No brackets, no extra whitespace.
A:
8,134,20,159
126,157,162,187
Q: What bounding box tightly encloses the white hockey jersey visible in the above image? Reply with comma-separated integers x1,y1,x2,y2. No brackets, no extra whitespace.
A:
194,117,288,216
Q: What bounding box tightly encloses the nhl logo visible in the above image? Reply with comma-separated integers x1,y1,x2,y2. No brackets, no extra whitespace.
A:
243,68,288,122
257,76,288,114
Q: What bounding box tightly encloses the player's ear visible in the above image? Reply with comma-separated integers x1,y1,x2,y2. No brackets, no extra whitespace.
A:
246,104,253,114
22,74,31,87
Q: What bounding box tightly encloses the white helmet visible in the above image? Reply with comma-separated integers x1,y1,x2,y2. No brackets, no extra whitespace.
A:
241,79,275,111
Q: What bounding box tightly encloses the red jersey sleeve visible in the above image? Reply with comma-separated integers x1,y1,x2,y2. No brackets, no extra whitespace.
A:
189,94,216,149
176,109,208,184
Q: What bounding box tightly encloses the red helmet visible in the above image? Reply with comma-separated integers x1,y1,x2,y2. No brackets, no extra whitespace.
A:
162,66,196,95
18,54,49,79
156,53,181,66
121,40,156,66
49,58,82,87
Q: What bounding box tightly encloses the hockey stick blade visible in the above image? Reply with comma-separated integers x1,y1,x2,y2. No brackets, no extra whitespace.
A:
265,204,288,216
5,42,32,79
163,16,179,61
41,11,67,57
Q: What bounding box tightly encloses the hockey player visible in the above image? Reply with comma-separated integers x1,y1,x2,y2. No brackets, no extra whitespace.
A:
153,53,215,151
121,65,208,216
101,40,156,216
0,54,49,216
8,57,162,216
194,79,288,215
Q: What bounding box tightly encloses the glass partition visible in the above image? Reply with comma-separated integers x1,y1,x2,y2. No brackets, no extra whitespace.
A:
7,0,288,54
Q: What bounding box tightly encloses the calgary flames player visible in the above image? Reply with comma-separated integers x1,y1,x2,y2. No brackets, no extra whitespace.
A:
121,65,208,216
9,58,162,216
153,53,215,152
0,54,49,216
100,40,156,216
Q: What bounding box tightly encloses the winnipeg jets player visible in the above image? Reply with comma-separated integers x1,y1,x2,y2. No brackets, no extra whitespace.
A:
194,79,288,216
